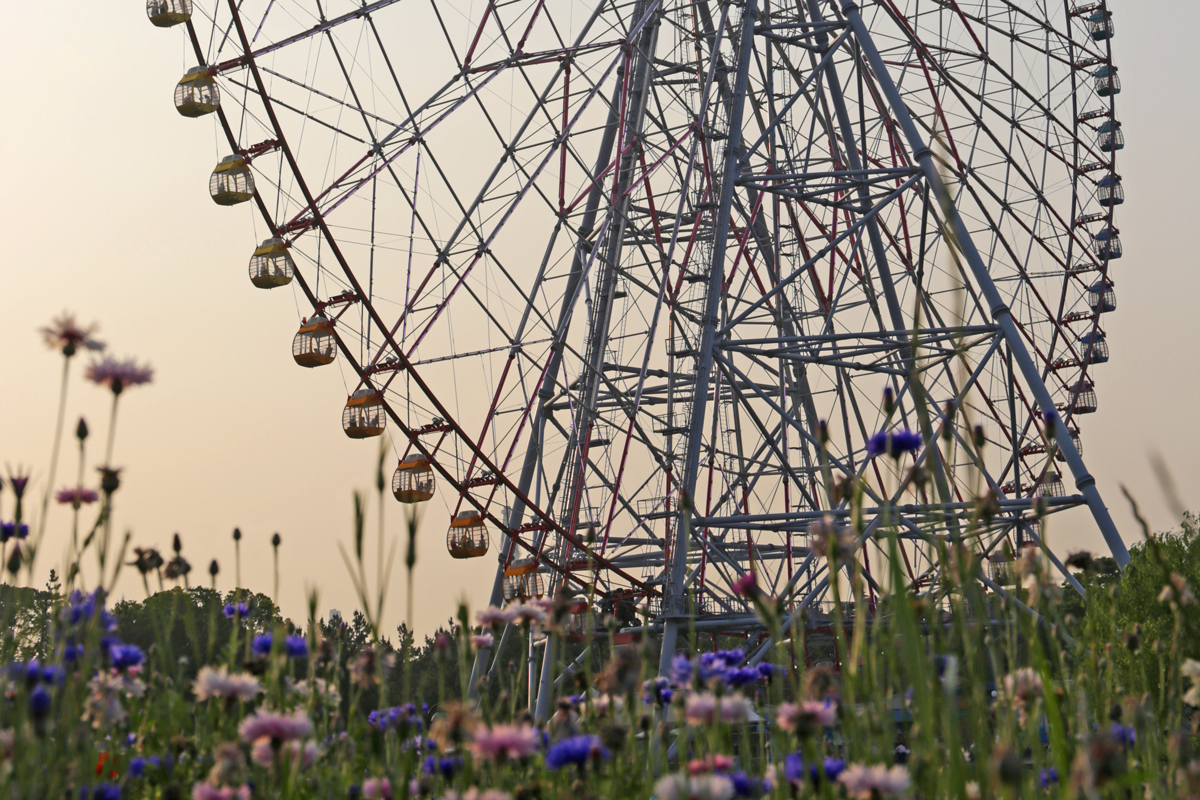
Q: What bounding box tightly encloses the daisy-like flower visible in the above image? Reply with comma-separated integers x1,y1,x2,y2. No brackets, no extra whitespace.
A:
837,763,911,798
193,666,262,702
41,312,104,356
476,606,517,627
85,356,154,394
469,722,541,761
55,486,100,508
653,773,737,800
237,709,312,743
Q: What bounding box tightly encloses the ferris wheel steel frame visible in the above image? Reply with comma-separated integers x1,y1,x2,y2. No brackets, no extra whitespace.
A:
160,0,1128,715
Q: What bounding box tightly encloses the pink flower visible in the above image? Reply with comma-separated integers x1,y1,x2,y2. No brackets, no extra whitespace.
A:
192,783,251,800
251,737,318,769
685,693,753,725
776,700,837,730
194,666,261,702
837,764,911,798
443,790,513,800
731,572,757,598
237,709,312,743
85,356,154,391
362,777,392,799
653,773,736,800
471,633,494,649
689,754,735,775
470,723,541,760
476,606,517,627
55,486,100,507
512,604,548,625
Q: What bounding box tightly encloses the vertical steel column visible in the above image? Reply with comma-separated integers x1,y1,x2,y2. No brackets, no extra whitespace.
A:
659,0,761,676
840,0,1129,567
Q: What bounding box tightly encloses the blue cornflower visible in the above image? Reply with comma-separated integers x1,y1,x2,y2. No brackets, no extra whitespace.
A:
867,429,923,459
1040,767,1059,788
1043,409,1059,427
669,653,693,685
783,752,806,784
285,635,309,659
545,734,609,770
725,667,763,687
1110,722,1136,747
9,660,41,686
756,663,775,680
251,634,274,658
63,642,84,663
223,602,250,619
42,665,65,684
0,523,12,543
643,677,673,706
83,786,120,800
816,758,846,783
348,787,361,799
107,644,144,670
422,754,462,778
15,523,28,540
728,772,765,798
128,757,146,778
29,685,51,719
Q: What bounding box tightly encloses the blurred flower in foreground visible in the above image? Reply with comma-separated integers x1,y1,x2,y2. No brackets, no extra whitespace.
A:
85,356,154,394
837,763,911,798
866,429,922,460
193,666,262,703
41,312,104,356
1182,660,1200,707
654,773,736,800
55,486,99,508
470,723,540,761
238,709,312,743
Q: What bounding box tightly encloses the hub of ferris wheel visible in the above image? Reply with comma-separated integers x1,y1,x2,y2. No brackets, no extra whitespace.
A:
146,0,1127,713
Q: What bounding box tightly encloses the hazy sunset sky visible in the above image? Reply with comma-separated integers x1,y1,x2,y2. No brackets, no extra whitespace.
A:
1,1,1196,636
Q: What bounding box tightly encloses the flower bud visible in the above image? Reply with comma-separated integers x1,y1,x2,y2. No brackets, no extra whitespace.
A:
817,419,829,447
173,533,182,554
76,417,89,441
233,527,242,542
882,387,895,416
972,425,985,449
209,559,219,578
940,401,955,442
272,532,282,548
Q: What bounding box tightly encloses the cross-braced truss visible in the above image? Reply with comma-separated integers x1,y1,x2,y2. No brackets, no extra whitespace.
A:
154,0,1127,711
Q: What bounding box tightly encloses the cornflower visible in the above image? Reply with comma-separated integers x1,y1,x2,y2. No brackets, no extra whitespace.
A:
866,429,923,459
222,602,249,619
469,723,541,760
237,709,313,743
544,734,609,770
193,666,261,702
55,487,99,508
470,633,494,649
653,773,736,800
837,763,911,798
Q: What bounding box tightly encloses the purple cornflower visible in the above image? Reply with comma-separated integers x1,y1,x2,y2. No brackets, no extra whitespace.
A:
55,487,100,507
0,522,28,542
81,786,121,800
107,643,144,670
1110,722,1136,747
725,667,764,688
1040,767,1059,788
251,634,274,658
223,602,250,619
670,653,693,686
29,685,51,719
63,643,84,663
285,635,309,659
421,755,462,778
643,677,674,706
7,471,29,500
867,429,923,459
544,734,609,770
728,772,765,798
85,356,154,393
128,757,146,778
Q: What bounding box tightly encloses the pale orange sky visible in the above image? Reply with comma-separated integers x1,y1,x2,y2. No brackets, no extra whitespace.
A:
1,1,1196,636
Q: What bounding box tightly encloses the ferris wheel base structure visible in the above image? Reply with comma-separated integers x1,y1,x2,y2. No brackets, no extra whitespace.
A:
142,0,1129,714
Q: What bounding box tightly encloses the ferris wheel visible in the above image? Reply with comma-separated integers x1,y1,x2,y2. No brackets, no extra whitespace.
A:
147,0,1127,704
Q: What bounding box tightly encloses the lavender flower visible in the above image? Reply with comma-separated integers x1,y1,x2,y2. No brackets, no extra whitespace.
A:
55,486,100,507
41,313,104,355
85,356,154,394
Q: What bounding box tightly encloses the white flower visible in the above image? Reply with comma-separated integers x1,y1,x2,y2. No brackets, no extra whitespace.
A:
194,666,262,702
1182,659,1200,707
837,763,911,798
684,692,753,725
653,774,736,800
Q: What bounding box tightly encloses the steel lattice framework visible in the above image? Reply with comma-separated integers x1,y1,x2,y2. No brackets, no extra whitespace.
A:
148,0,1126,713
